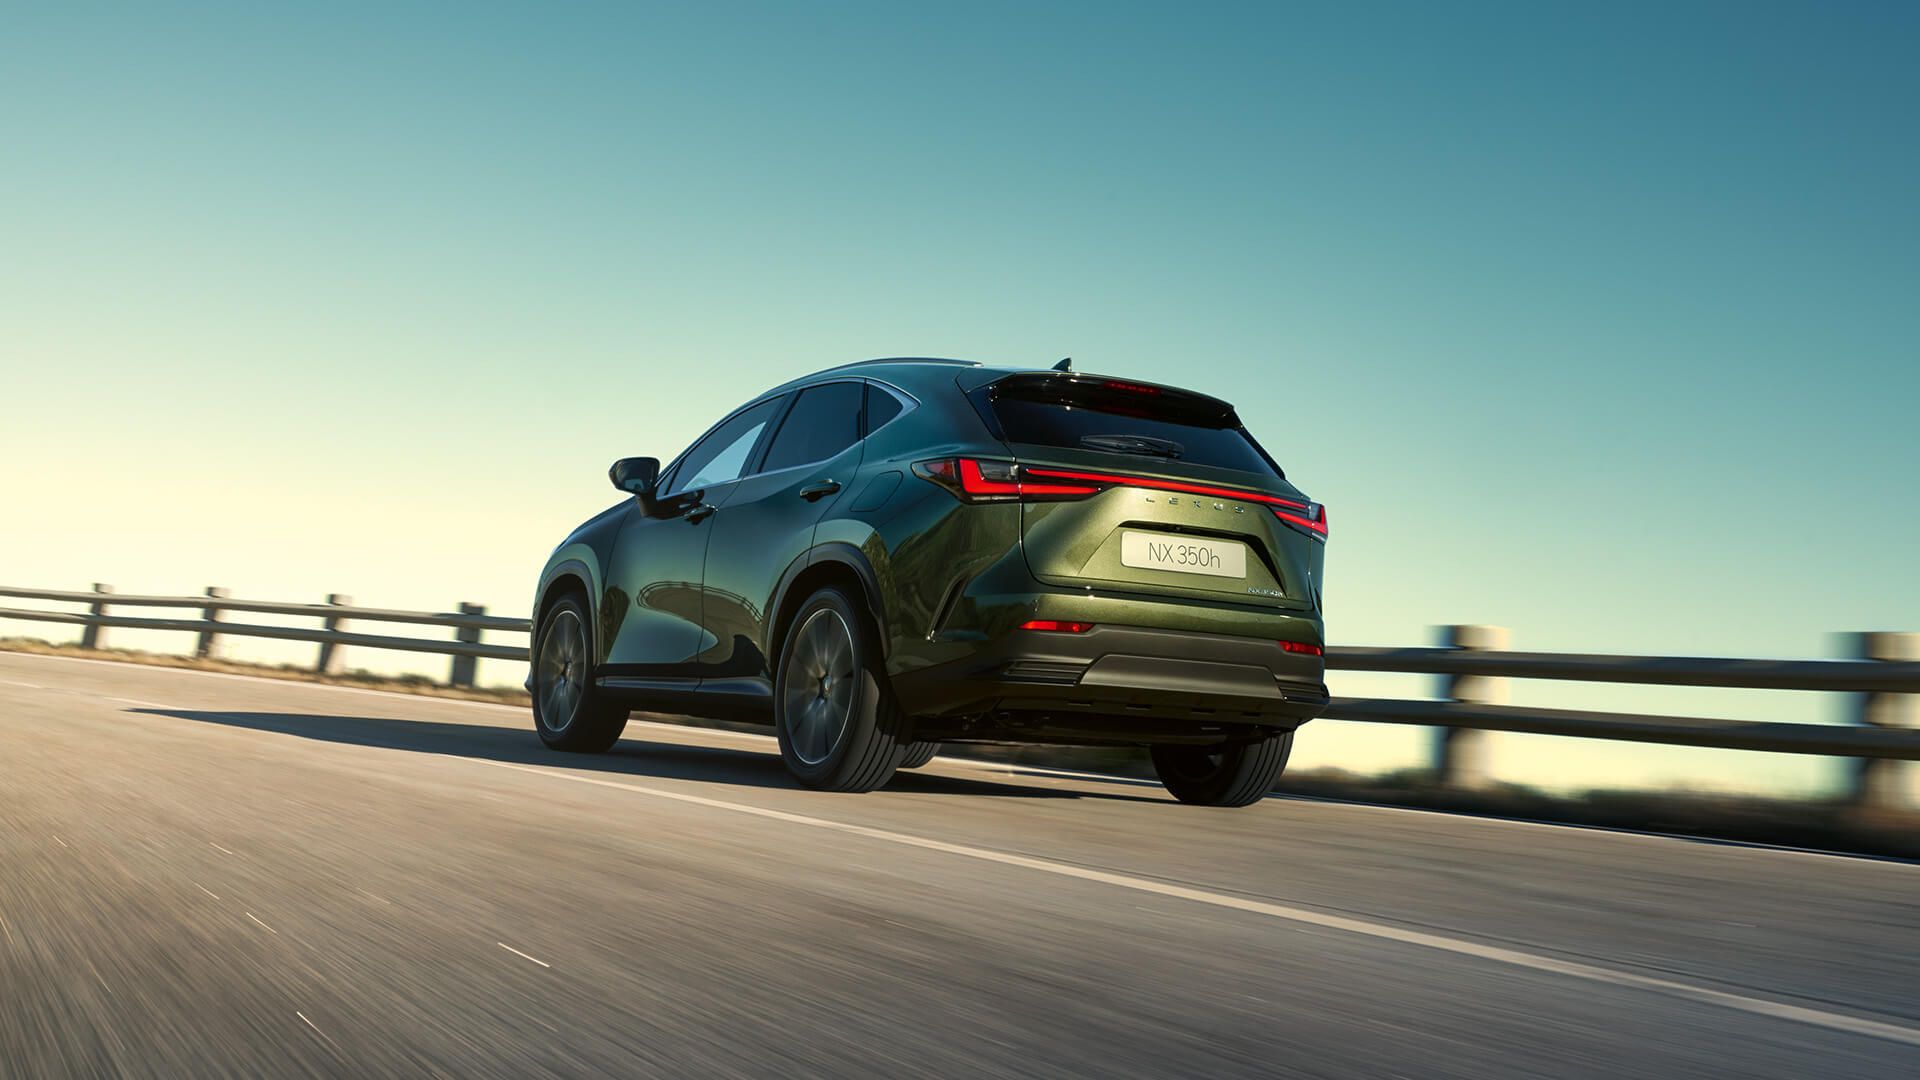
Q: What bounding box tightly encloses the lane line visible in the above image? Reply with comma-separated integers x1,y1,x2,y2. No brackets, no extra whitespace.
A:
194,882,221,901
469,757,1920,1048
52,835,68,848
9,649,1903,869
108,696,171,709
496,942,551,968
296,1011,334,1046
0,677,44,688
245,912,277,934
209,842,235,856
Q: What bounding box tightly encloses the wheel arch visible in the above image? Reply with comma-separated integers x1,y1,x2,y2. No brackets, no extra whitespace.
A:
534,560,598,652
767,542,888,671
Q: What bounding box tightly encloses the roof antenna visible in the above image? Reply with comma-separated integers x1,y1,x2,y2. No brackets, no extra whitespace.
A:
1052,357,1073,371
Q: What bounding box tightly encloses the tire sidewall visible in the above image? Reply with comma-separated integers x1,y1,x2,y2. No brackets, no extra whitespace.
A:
1151,732,1293,806
775,587,887,786
533,595,590,744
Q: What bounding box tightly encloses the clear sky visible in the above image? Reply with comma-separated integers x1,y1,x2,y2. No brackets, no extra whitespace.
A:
3,3,1915,795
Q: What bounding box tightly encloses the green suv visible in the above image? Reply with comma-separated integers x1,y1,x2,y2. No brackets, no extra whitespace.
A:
529,359,1328,806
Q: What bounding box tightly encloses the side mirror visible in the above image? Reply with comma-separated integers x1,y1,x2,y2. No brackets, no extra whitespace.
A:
609,456,660,497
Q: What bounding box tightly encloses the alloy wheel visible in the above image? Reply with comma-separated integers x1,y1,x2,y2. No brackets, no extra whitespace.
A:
783,607,858,765
537,608,587,733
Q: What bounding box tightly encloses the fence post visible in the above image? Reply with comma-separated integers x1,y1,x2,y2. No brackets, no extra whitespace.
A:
315,594,350,675
1433,624,1509,790
1849,631,1918,813
449,602,484,687
195,586,229,659
80,583,114,650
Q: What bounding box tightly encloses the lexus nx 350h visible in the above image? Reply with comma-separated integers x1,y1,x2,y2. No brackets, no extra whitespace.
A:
529,358,1329,806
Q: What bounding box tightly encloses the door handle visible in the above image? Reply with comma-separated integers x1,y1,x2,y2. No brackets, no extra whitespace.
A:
683,502,717,524
798,479,842,502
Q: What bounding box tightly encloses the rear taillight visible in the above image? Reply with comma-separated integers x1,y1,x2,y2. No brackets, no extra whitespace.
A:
914,457,1328,540
1020,620,1094,633
1273,501,1328,542
912,458,1100,502
1280,640,1323,656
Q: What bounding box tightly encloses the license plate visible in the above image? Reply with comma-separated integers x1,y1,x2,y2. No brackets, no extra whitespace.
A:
1119,530,1247,579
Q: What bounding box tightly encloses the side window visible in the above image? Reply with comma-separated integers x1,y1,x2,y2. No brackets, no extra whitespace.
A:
663,397,783,497
760,382,864,472
864,383,904,435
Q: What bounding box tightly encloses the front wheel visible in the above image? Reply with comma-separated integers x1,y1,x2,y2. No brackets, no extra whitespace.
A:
531,595,629,753
1150,732,1293,807
774,586,904,792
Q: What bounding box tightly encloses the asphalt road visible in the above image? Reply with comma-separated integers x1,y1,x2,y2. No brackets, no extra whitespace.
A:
2,651,1917,1078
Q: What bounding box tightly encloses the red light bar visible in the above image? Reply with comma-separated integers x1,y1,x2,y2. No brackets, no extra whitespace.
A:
1020,620,1094,633
1021,465,1309,509
953,458,1098,498
1272,502,1328,539
1279,641,1323,656
1100,379,1162,396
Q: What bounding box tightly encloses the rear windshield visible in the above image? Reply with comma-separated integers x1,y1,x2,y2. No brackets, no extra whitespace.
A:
978,376,1283,478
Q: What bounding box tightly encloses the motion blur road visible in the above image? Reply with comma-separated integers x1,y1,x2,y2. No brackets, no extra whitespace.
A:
2,652,1917,1078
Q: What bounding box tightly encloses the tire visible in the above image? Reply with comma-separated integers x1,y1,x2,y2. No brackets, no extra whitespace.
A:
1149,732,1293,807
774,586,904,792
531,594,629,753
897,741,940,770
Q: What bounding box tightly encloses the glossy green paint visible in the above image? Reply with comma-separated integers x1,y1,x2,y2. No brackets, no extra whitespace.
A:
531,358,1328,742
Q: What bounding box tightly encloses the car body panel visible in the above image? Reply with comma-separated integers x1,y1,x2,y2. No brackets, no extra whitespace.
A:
532,357,1329,748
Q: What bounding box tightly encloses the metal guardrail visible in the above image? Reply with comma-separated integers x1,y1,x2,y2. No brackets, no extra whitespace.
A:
0,584,530,685
0,584,1914,808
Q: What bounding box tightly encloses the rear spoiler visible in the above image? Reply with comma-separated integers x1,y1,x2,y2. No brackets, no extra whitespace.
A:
962,370,1241,432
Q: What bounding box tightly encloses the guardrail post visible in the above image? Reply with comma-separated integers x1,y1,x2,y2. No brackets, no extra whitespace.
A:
80,583,113,650
1434,624,1509,790
1850,631,1918,813
194,586,229,659
315,594,350,675
449,602,483,687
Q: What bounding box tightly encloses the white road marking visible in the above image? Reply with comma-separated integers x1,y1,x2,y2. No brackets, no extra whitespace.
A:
108,696,170,709
470,757,1920,1049
297,1011,332,1044
209,842,235,855
0,677,44,688
245,912,277,934
194,882,221,900
52,835,68,848
497,942,551,968
25,646,1891,871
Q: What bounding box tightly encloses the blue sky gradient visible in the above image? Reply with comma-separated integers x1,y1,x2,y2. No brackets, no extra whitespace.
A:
4,3,1915,793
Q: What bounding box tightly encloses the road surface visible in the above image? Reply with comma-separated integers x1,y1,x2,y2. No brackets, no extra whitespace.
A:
2,651,1916,1077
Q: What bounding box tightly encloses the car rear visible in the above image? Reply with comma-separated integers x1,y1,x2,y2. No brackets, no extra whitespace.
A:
897,369,1329,746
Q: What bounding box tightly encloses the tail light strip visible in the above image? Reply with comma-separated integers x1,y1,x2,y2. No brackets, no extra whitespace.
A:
915,457,1329,541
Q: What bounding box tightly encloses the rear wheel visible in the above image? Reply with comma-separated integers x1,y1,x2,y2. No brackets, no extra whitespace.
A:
531,595,628,753
897,742,940,770
774,587,903,792
1150,732,1292,807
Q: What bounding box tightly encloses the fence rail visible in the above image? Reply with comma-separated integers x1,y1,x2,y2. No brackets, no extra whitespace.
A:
0,583,1914,809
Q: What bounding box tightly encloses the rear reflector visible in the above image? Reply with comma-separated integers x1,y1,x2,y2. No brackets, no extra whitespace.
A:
1020,620,1094,633
1280,641,1323,656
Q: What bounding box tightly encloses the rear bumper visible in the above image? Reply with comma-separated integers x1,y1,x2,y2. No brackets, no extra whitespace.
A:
891,623,1329,745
